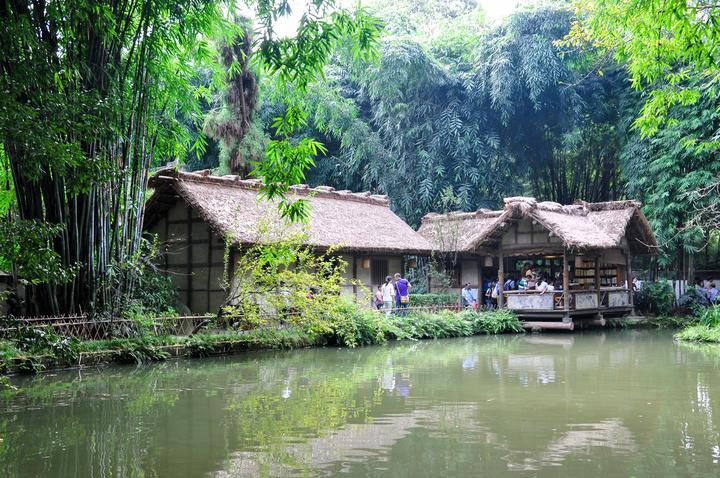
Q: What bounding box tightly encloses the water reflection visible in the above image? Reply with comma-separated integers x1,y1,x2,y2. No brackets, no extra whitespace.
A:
2,331,720,477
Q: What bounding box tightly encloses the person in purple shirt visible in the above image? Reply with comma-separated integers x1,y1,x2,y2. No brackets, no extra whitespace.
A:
394,273,412,316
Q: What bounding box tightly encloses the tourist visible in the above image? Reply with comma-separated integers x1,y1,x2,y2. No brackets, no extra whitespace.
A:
484,280,494,308
394,272,412,315
525,266,537,290
504,274,516,291
694,279,709,305
374,285,384,310
490,279,499,308
461,283,475,309
382,276,396,317
709,283,719,304
517,275,527,291
538,276,554,294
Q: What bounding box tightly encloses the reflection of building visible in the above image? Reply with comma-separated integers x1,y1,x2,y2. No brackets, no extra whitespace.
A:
419,197,657,328
510,419,637,471
215,406,480,477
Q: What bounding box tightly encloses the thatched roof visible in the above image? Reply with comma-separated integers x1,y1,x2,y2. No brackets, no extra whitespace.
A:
418,197,657,255
145,168,433,254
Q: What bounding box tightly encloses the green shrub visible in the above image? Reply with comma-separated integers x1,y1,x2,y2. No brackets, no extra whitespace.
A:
388,309,522,340
410,293,459,307
131,264,179,315
226,229,347,338
678,286,709,316
111,338,170,364
330,299,391,347
698,305,720,328
0,374,16,391
465,309,525,334
13,326,79,363
635,281,675,316
392,310,473,339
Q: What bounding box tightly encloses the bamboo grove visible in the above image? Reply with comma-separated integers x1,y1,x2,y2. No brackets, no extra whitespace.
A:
0,0,381,316
214,1,720,270
1,0,719,317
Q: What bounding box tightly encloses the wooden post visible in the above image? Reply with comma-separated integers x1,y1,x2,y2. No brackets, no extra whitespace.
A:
352,254,358,298
163,216,169,276
594,253,602,316
207,226,212,312
626,248,635,313
186,206,193,312
477,258,483,302
427,264,432,293
227,245,237,301
498,251,505,308
562,250,570,322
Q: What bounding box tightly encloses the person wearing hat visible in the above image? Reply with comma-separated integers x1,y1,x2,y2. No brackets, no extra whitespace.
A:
382,275,396,317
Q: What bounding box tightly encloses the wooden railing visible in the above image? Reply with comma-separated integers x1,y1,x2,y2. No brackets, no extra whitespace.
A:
503,288,631,311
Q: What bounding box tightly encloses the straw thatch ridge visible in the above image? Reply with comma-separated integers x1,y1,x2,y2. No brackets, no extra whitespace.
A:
418,196,658,254
145,168,433,254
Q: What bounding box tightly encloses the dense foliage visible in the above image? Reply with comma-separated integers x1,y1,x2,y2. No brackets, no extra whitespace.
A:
219,3,631,226
0,0,381,316
569,0,720,266
1,304,523,373
222,228,348,335
2,0,720,316
635,281,675,316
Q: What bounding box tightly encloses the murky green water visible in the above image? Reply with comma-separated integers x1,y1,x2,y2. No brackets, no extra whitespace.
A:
2,330,720,477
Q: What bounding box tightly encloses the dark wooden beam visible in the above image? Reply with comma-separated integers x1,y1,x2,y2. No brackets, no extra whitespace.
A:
207,226,212,313
498,250,505,308
562,250,570,323
186,206,193,311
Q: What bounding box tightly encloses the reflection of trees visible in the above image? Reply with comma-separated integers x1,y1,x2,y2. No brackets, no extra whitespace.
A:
3,333,720,476
0,337,524,476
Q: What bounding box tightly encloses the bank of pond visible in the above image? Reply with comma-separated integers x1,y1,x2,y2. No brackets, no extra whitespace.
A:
0,307,522,375
2,304,720,377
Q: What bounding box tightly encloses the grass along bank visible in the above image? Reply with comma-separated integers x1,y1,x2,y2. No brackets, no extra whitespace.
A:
674,306,720,343
0,305,523,376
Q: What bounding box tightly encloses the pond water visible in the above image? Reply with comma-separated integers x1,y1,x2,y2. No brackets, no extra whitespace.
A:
2,330,720,477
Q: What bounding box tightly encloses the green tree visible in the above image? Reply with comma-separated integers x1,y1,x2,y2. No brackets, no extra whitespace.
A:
569,0,720,247
203,21,265,176
621,82,720,266
0,0,381,316
478,5,625,204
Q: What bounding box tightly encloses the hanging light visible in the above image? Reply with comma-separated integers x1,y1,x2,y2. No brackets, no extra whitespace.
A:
407,258,417,268
361,258,371,269
483,256,494,267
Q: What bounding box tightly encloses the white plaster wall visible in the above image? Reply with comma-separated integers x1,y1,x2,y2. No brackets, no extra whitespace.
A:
461,260,478,286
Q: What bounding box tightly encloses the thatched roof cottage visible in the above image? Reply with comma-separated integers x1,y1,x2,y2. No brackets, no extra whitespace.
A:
418,196,658,327
144,168,432,314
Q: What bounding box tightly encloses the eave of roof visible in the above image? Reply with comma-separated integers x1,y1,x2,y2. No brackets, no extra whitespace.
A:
145,168,433,255
418,197,658,254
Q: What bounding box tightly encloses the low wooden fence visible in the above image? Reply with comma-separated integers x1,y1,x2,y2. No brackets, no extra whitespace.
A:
376,304,462,314
0,315,212,340
0,303,472,341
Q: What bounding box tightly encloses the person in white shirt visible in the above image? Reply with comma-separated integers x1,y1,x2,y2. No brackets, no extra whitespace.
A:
461,283,475,308
382,276,396,317
538,277,554,294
